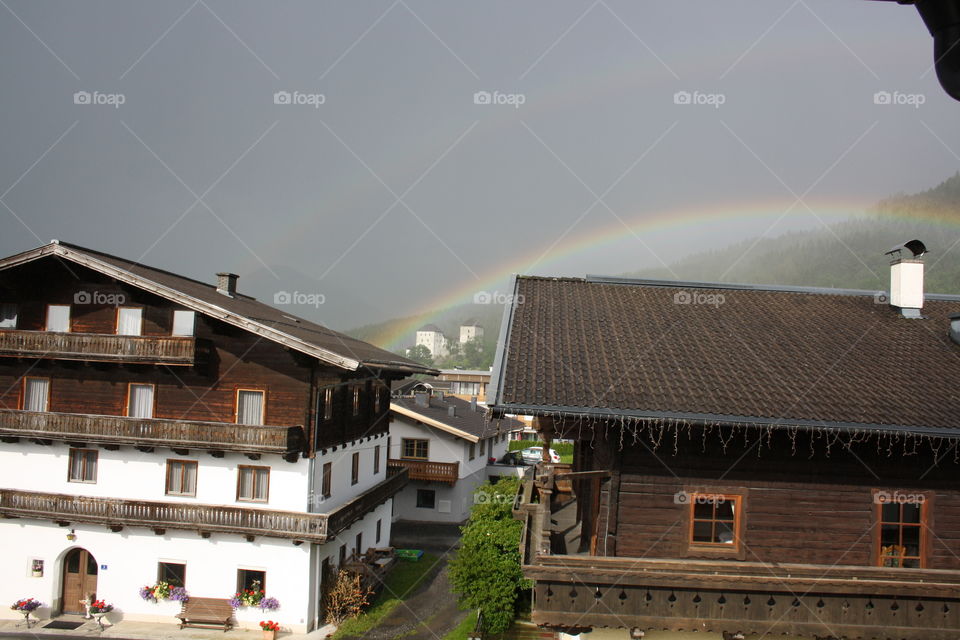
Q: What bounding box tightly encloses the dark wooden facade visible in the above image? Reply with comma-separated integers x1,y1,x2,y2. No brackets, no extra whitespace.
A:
0,258,395,458
518,419,960,639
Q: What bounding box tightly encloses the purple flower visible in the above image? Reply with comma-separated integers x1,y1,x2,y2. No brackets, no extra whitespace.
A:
169,587,189,602
228,596,241,609
258,597,280,612
138,587,157,603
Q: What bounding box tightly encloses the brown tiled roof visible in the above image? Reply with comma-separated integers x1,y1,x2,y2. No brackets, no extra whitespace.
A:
392,395,523,440
0,242,436,375
490,275,960,433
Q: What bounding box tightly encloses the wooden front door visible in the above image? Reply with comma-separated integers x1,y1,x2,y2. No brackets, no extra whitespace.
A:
61,548,98,614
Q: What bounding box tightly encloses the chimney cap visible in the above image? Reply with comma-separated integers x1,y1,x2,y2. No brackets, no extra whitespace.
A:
216,272,239,297
885,239,928,259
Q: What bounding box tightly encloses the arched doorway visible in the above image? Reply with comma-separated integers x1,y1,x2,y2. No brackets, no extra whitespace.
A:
61,548,98,614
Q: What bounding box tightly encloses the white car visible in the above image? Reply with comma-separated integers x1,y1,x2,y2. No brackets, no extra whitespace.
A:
518,446,561,464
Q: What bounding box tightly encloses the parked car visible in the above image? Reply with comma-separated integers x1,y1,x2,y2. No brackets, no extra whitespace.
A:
518,446,561,464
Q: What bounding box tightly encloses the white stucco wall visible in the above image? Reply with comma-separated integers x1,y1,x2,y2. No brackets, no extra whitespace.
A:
309,432,389,512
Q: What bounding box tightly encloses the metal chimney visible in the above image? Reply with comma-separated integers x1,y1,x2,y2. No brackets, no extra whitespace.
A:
448,405,456,418
414,392,429,408
470,396,478,412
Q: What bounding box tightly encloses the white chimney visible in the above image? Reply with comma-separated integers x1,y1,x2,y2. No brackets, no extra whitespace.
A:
216,272,238,297
885,240,927,316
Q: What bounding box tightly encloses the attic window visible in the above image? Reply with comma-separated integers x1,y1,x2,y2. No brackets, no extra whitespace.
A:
172,310,195,336
0,303,17,328
689,494,742,549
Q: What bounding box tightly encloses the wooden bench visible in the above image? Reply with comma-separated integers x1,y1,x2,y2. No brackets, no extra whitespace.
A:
176,597,233,631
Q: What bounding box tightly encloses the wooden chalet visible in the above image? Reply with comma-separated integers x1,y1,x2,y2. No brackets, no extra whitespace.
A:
488,245,960,640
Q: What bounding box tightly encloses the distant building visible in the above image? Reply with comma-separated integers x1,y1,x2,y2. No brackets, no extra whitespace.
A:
414,324,448,359
458,320,484,345
437,368,491,400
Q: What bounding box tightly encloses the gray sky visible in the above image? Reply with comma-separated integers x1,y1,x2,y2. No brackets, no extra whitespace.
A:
1,0,958,331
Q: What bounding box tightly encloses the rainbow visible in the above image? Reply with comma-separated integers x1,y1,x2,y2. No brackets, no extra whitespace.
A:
375,198,880,351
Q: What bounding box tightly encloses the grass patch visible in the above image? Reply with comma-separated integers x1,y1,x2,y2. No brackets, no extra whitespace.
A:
332,552,439,639
442,610,478,640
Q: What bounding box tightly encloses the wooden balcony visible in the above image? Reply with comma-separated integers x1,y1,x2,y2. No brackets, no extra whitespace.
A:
387,458,458,485
516,472,960,639
0,409,305,458
0,329,201,365
0,469,408,544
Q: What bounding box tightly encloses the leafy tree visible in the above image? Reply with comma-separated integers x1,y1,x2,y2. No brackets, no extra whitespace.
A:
460,337,486,369
448,476,528,634
404,344,434,366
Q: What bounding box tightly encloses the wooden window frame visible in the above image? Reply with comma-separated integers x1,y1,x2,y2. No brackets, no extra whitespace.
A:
352,386,361,417
157,561,187,588
115,306,144,336
402,438,429,461
468,442,476,461
873,489,933,569
165,459,198,497
234,388,266,425
236,465,270,503
323,387,334,422
351,451,360,486
45,304,71,333
125,382,156,418
373,445,381,475
373,385,381,414
681,489,747,559
321,462,332,499
20,376,50,412
67,448,98,484
355,532,363,556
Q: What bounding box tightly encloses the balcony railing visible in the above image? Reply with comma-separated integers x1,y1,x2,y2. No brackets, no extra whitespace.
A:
0,409,304,457
387,458,458,485
516,470,960,639
0,330,201,365
0,469,408,543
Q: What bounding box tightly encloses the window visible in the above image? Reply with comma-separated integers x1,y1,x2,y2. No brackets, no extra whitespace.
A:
351,452,359,485
374,385,381,414
127,383,155,418
46,305,70,332
172,310,195,336
116,307,143,336
158,562,186,588
237,466,269,502
355,532,363,556
402,438,429,460
323,388,334,421
352,386,360,416
468,442,476,461
453,382,480,396
165,460,197,496
237,569,265,594
374,445,381,474
480,439,486,457
338,545,347,567
321,462,332,499
878,496,926,568
689,494,742,548
0,303,17,328
236,390,265,425
376,519,382,544
22,378,50,412
416,489,436,509
68,448,98,483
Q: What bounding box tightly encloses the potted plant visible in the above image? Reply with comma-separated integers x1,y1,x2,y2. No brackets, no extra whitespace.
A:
88,599,114,630
11,598,42,628
260,620,280,640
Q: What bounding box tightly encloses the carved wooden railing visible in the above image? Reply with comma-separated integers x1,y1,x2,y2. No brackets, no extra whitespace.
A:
387,458,458,485
327,467,408,537
0,330,199,365
0,409,304,456
0,471,409,543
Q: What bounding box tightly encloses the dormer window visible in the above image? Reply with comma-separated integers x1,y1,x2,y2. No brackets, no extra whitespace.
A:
172,310,195,337
236,389,265,425
0,303,17,328
117,307,143,336
46,305,70,332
